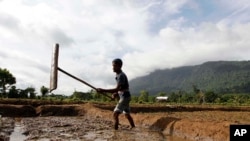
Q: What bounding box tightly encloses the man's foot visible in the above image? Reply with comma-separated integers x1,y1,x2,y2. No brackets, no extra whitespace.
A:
114,123,119,130
129,125,135,130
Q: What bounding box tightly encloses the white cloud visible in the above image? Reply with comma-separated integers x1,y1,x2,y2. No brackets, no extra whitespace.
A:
125,20,250,78
0,0,250,95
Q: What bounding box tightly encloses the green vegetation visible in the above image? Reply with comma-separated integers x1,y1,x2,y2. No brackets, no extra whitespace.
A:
130,61,250,94
1,61,250,106
0,68,16,97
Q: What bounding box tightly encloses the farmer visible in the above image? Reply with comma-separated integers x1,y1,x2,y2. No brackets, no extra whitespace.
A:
97,58,135,130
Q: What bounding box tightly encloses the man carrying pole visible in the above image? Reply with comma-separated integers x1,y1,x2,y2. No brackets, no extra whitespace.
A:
97,58,135,130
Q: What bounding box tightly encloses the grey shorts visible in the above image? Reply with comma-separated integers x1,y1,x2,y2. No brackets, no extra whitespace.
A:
114,97,131,114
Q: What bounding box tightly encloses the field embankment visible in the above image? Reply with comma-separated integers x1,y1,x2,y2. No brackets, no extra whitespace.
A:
0,99,250,141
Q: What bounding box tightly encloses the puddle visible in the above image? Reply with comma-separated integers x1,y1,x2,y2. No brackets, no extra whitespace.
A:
4,117,189,141
9,119,27,141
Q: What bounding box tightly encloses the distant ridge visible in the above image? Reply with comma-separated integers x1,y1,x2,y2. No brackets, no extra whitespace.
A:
129,61,250,95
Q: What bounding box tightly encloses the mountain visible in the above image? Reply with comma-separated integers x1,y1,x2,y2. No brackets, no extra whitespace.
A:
129,61,250,95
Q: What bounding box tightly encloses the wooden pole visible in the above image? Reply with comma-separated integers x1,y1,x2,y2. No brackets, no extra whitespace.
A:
58,67,112,99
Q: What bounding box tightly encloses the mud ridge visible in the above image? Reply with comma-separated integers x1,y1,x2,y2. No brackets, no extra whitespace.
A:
0,102,250,141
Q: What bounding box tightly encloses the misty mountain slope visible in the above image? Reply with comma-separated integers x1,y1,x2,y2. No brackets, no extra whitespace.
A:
129,61,250,95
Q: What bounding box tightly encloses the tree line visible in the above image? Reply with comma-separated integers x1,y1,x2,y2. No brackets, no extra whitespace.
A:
69,88,250,105
0,68,50,99
1,68,249,105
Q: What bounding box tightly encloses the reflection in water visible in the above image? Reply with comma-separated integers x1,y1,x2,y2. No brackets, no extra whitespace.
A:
10,119,27,141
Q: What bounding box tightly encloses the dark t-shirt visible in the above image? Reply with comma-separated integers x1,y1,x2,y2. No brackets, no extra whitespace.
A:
116,71,130,98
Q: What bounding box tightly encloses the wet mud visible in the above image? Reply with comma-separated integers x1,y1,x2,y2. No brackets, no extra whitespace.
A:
0,102,250,141
2,116,183,141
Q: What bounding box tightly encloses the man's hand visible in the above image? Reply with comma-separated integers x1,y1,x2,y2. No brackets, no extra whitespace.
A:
112,93,118,100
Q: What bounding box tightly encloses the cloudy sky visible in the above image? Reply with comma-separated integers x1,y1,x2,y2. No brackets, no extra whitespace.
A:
1,0,250,95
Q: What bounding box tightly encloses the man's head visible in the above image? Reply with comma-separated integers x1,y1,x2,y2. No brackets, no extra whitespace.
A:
112,58,122,73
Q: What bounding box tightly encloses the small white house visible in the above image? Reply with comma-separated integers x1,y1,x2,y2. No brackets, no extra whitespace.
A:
156,96,168,102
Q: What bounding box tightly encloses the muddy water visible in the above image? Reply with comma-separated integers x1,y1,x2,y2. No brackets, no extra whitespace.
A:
4,117,188,141
10,120,27,141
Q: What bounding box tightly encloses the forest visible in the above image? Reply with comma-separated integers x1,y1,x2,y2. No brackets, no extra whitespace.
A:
130,61,250,94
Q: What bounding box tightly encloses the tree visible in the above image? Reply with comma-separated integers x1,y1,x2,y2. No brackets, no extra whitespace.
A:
0,68,16,97
40,86,49,97
19,89,28,98
8,86,19,98
157,92,167,96
181,93,195,103
25,87,36,99
138,90,149,103
70,91,92,100
168,91,183,103
168,92,179,102
205,91,218,103
148,96,156,103
131,96,139,103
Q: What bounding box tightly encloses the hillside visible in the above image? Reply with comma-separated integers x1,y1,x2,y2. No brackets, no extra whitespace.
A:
129,61,250,95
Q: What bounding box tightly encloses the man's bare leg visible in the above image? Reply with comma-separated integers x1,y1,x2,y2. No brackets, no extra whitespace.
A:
125,114,135,129
113,112,120,130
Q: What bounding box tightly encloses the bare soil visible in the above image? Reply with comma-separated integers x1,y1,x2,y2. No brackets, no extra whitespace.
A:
0,99,250,141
